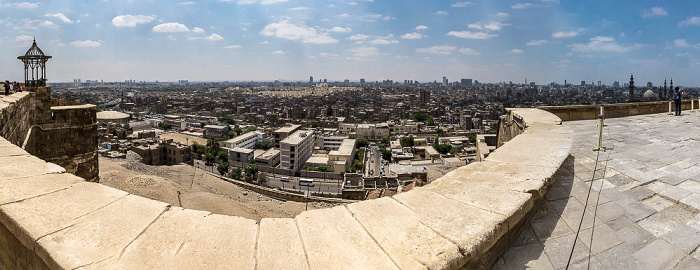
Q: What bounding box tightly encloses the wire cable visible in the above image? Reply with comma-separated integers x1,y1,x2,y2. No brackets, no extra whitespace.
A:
586,124,615,269
564,127,602,269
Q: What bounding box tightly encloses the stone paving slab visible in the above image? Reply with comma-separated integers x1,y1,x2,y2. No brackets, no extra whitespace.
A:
257,218,309,270
497,112,700,270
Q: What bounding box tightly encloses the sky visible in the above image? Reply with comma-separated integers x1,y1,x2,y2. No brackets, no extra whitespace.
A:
0,0,699,86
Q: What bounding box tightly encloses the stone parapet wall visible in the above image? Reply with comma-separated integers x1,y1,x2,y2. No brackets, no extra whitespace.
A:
0,106,571,269
540,99,697,121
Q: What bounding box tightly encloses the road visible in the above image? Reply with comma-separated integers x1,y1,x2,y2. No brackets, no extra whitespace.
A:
365,146,384,177
193,160,342,194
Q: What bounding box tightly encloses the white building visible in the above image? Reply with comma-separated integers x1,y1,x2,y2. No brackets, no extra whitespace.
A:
280,130,313,172
221,131,264,149
322,136,349,150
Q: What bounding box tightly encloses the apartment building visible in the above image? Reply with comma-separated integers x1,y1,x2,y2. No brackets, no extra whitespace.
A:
280,130,313,172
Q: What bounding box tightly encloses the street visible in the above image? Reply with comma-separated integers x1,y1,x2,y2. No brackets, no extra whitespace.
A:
365,146,383,177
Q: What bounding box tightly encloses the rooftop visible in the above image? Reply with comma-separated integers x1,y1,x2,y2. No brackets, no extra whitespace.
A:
274,124,301,134
224,131,263,145
329,139,355,157
496,111,700,269
96,110,129,120
280,130,311,145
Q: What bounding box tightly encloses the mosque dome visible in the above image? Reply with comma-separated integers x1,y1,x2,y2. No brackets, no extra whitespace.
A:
643,89,656,99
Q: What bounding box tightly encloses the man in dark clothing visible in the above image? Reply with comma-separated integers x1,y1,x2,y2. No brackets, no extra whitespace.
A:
3,81,9,96
673,87,683,116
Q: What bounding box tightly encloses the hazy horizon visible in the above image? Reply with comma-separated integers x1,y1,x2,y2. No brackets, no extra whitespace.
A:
1,0,699,86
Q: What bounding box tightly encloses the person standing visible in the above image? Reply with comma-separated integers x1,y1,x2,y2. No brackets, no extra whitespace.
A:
673,87,683,116
3,81,9,96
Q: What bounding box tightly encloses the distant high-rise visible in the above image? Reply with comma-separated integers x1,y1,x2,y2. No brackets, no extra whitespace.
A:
629,74,635,102
460,79,473,86
647,82,653,88
323,79,327,83
442,77,448,87
581,81,585,86
309,76,313,83
564,79,567,86
613,81,620,88
360,78,365,86
420,90,430,104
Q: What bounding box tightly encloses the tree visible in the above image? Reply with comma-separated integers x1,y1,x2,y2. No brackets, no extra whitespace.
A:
436,128,446,137
258,173,267,185
413,113,428,122
245,164,259,182
255,141,274,150
217,162,229,176
158,122,172,130
229,168,243,180
400,135,415,148
192,142,206,155
381,148,392,162
316,166,331,172
204,152,215,163
217,150,228,161
434,137,440,146
246,126,258,132
468,135,476,144
426,117,436,126
434,144,454,154
380,137,390,147
233,125,243,136
355,138,369,148
219,116,235,125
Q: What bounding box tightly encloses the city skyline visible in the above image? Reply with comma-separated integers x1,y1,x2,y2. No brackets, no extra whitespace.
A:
1,0,700,86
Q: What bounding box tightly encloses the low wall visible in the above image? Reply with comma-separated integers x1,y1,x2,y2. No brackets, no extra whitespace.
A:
540,99,697,121
0,105,572,269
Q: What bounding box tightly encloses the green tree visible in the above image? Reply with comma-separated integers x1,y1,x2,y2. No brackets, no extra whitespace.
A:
434,144,454,154
229,167,243,180
355,138,369,148
204,152,215,163
400,135,415,148
255,141,274,150
217,150,228,161
434,137,440,146
245,164,259,182
381,148,392,162
413,113,428,122
316,166,331,172
380,137,390,147
192,142,206,155
436,128,446,137
426,117,436,126
233,125,243,136
158,122,172,130
468,135,476,144
246,126,258,132
217,162,229,176
219,116,235,125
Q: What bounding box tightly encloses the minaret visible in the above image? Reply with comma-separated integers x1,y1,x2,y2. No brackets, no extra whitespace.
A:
663,78,667,99
629,74,635,102
670,78,674,99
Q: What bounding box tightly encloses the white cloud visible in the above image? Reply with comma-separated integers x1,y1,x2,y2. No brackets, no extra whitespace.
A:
416,45,456,55
350,46,382,57
458,48,481,55
288,7,309,10
348,34,370,40
570,36,641,53
330,26,352,33
317,52,340,58
45,13,72,23
192,27,205,33
451,1,474,7
674,39,690,47
272,50,285,55
511,3,534,9
447,31,498,39
222,45,243,49
348,1,358,5
153,22,190,33
1,2,38,9
112,15,155,27
260,21,337,44
415,25,428,31
178,1,196,5
70,40,102,48
679,17,700,27
496,12,509,17
551,31,578,38
357,14,393,22
468,21,510,31
371,35,398,45
401,32,423,39
526,40,548,45
339,13,351,18
642,7,668,18
204,34,223,41
435,11,449,15
237,0,288,4
510,49,524,54
15,35,34,43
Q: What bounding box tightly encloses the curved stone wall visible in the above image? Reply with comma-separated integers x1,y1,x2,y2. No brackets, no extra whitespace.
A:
0,98,572,269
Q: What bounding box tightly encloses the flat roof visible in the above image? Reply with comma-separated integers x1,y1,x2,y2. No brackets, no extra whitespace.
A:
230,147,254,154
204,125,227,130
224,131,262,145
274,124,301,133
256,149,280,160
280,130,311,145
329,139,355,156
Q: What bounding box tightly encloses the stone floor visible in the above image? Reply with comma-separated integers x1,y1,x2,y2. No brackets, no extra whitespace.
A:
493,110,700,270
